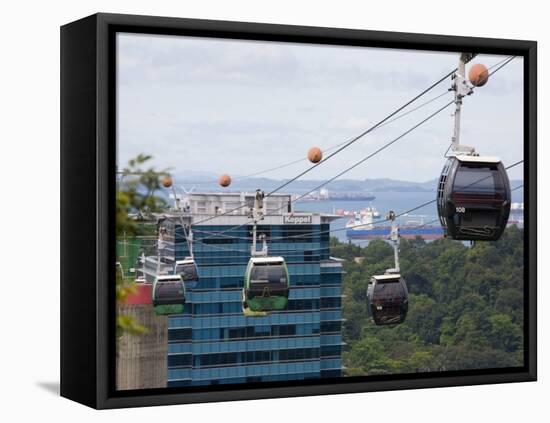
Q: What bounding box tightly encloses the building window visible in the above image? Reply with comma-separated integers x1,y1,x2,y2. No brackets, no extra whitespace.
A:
321,345,342,357
191,347,321,367
281,225,315,243
321,321,342,333
321,297,342,309
168,354,192,367
168,328,192,342
321,370,342,379
167,380,191,387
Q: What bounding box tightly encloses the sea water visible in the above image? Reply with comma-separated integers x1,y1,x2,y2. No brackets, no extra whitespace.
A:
293,190,524,243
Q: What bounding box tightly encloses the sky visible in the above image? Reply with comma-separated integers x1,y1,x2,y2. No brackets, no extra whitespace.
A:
116,33,524,183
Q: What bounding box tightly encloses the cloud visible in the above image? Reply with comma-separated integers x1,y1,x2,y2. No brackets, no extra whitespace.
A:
116,33,524,183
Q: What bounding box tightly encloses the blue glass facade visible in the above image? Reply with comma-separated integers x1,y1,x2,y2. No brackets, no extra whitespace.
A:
162,218,343,387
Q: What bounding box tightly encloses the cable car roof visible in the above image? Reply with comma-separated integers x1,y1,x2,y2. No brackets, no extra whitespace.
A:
155,275,183,281
455,155,502,164
371,274,402,281
249,256,285,264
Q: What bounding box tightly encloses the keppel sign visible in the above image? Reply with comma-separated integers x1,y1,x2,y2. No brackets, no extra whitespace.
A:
283,214,313,224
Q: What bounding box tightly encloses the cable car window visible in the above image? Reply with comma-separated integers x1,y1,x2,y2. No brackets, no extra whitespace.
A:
156,280,184,298
176,263,198,281
453,165,503,192
250,263,287,284
373,279,405,300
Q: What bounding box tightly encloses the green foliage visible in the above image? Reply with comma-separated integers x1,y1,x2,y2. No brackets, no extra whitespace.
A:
116,155,168,339
342,227,524,375
116,153,169,237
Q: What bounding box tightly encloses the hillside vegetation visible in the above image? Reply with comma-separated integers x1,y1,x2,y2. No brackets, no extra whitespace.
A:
331,226,524,375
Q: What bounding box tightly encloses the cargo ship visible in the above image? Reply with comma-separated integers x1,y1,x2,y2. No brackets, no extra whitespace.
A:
324,192,376,201
345,210,443,240
294,188,375,202
335,205,381,219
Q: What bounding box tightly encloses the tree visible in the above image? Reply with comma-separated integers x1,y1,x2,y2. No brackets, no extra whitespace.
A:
405,294,444,344
488,314,522,352
116,154,168,338
338,226,524,376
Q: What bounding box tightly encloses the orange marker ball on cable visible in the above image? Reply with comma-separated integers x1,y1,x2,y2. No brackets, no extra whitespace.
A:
307,147,323,163
468,63,489,87
219,174,232,187
161,175,173,188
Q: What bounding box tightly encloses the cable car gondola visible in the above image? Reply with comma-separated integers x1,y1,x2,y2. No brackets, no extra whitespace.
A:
437,155,511,241
243,256,289,313
152,274,186,315
242,189,290,315
174,258,199,282
437,53,511,241
367,273,409,325
367,210,408,326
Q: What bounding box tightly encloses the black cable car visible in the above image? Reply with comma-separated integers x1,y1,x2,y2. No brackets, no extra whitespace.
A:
367,274,408,325
437,155,511,241
174,258,199,282
152,275,186,315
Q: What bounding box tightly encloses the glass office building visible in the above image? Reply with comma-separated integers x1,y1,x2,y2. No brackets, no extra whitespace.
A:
148,193,344,387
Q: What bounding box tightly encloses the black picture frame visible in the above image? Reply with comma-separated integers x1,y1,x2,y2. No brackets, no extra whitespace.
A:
60,12,537,409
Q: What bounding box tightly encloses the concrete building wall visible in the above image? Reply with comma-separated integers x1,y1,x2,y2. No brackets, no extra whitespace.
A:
116,303,168,390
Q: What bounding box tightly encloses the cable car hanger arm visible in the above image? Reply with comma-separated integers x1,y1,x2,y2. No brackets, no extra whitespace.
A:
451,53,477,155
